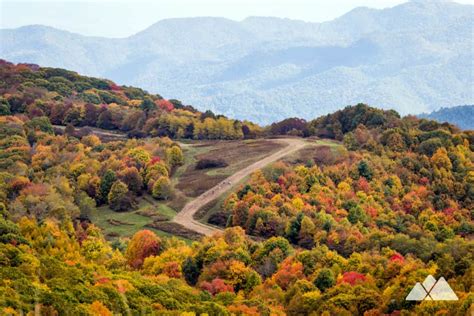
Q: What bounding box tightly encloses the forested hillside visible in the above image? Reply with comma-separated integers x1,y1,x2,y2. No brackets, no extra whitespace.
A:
0,62,473,315
0,60,261,140
209,104,474,314
221,104,474,245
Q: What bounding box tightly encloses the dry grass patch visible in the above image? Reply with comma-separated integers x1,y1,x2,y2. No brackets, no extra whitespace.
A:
175,139,284,199
147,221,204,240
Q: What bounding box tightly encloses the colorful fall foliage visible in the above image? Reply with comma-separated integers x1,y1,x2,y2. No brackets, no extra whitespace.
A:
0,61,472,315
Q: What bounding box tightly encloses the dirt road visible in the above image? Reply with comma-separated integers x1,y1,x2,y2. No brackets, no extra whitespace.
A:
172,138,307,236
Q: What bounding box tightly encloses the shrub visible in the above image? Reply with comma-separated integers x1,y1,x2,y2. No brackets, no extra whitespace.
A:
152,176,172,200
195,158,228,170
108,180,134,211
208,211,229,227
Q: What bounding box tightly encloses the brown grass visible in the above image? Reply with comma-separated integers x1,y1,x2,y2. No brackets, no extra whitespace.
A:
281,139,344,165
175,140,284,199
146,221,204,240
193,199,219,221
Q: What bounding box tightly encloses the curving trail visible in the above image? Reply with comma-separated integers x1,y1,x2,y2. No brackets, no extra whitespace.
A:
172,138,307,236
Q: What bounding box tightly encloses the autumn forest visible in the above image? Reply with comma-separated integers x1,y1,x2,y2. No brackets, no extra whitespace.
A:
0,60,473,315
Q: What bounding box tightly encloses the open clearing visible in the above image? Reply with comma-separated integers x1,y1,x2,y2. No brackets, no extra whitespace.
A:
88,139,286,240
89,138,341,240
169,139,285,210
88,194,192,242
281,138,344,165
172,138,308,236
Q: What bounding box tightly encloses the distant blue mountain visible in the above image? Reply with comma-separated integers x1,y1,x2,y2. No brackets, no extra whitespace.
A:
419,105,474,130
1,0,472,124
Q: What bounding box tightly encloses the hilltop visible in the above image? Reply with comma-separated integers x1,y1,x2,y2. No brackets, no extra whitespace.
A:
0,60,261,139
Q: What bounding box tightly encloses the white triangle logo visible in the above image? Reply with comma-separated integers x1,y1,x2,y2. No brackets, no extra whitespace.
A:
422,275,436,292
406,282,428,301
406,275,458,301
429,277,459,301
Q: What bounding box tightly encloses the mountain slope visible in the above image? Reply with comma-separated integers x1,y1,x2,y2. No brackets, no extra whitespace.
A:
0,60,262,140
419,105,474,130
1,0,472,124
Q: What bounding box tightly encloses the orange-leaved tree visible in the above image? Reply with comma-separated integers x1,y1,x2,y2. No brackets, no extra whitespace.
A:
125,230,161,269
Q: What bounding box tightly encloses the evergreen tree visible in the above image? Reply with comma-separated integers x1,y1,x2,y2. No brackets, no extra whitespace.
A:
285,212,304,244
99,170,116,204
314,268,335,292
182,257,201,286
357,160,373,180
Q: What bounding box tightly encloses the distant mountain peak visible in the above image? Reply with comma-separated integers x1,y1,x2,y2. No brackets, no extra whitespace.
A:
1,1,472,124
419,105,474,130
11,24,62,33
410,0,453,3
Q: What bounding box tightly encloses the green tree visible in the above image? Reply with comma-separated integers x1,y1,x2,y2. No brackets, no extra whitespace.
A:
182,257,201,286
152,176,172,200
99,170,116,204
166,146,184,167
140,97,155,112
285,212,304,244
26,116,54,134
418,138,443,156
108,180,129,211
357,160,373,180
0,98,11,115
343,132,358,150
348,205,367,224
314,268,335,292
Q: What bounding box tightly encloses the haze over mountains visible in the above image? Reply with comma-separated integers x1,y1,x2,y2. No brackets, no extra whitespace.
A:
419,105,474,130
1,0,472,124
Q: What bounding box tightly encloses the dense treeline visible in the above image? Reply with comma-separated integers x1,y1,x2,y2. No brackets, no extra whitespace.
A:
212,105,473,314
0,114,184,220
223,142,473,247
269,103,474,143
223,105,473,245
308,104,402,140
0,60,262,140
2,215,473,315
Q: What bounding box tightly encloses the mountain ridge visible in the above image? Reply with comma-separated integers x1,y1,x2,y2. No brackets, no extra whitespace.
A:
419,105,474,130
1,0,472,124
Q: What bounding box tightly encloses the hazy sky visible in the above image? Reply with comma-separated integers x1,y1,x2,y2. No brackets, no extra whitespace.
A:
1,0,473,38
